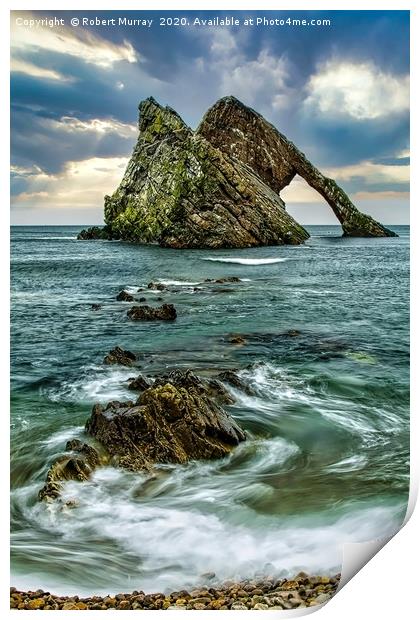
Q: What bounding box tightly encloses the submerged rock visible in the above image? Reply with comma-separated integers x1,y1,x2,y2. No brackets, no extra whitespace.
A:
147,281,166,291
96,96,395,248
217,369,254,395
85,370,245,471
38,440,100,501
116,290,135,302
204,277,241,284
229,334,247,345
103,346,137,366
127,303,177,321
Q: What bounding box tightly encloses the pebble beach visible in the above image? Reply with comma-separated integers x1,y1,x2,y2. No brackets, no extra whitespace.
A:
11,574,340,610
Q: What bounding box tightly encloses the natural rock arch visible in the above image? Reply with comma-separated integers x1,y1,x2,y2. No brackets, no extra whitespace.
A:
197,96,395,238
80,96,396,247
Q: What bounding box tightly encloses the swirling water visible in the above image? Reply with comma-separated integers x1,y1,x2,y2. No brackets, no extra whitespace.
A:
10,225,409,596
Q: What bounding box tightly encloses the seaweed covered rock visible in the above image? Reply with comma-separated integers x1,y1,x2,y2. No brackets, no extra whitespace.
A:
94,96,395,247
151,369,235,405
85,370,246,471
127,303,176,321
38,440,100,501
102,97,309,248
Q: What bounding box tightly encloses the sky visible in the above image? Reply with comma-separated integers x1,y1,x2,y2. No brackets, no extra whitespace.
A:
10,10,410,225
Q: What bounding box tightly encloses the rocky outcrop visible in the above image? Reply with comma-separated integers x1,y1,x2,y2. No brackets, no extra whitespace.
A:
85,370,245,471
79,96,395,246
127,374,151,391
103,346,137,366
116,290,134,302
38,440,100,501
101,97,309,248
147,281,166,291
127,303,176,321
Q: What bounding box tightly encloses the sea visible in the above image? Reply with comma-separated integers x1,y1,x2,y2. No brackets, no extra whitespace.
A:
10,224,410,596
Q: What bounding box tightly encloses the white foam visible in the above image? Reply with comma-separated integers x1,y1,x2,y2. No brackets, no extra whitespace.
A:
19,466,404,595
44,366,135,404
228,363,405,446
41,426,84,448
324,455,368,473
202,257,289,265
159,280,201,286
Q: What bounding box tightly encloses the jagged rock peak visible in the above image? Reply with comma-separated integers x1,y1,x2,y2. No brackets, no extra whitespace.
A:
137,96,188,135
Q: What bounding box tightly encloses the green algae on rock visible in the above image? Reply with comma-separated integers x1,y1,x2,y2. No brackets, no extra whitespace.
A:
79,96,396,246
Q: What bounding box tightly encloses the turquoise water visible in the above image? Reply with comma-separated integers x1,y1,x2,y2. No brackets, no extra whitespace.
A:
10,225,409,595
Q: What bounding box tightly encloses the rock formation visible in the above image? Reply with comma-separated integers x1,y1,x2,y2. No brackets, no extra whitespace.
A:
38,440,101,501
103,346,137,366
78,96,396,246
38,370,244,500
116,290,134,302
85,370,245,471
197,97,396,239
127,303,177,321
127,374,151,391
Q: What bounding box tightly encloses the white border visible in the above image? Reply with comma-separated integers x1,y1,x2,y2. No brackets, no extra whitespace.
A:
2,2,417,619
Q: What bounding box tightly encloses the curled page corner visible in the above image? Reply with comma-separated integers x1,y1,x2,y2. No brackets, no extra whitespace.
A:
339,535,392,589
339,474,418,591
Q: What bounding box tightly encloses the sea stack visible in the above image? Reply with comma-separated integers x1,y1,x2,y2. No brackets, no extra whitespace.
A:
79,96,396,247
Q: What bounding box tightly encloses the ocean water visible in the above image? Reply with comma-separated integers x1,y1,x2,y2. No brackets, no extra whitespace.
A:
10,225,409,596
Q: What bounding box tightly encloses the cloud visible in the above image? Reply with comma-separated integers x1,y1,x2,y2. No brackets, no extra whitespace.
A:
9,11,410,225
304,60,409,120
51,116,137,138
10,58,75,82
325,160,409,185
11,156,128,210
11,110,137,174
220,49,293,110
11,14,137,68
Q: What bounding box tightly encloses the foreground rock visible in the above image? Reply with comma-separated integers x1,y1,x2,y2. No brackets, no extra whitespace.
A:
85,370,245,471
127,303,176,321
10,573,340,609
38,440,100,502
103,346,137,366
78,96,395,247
